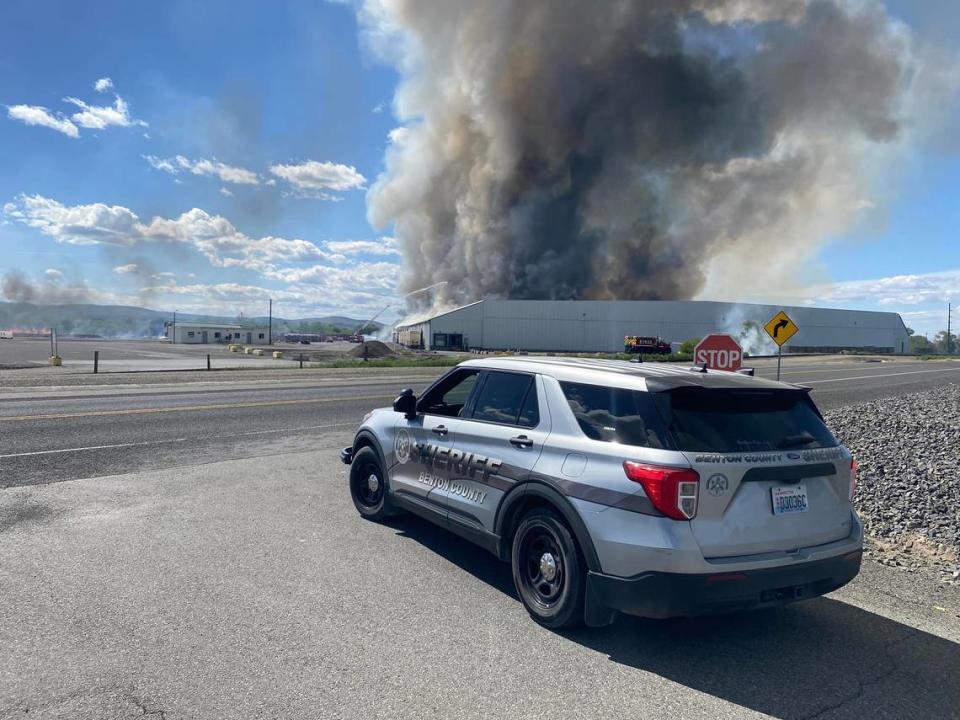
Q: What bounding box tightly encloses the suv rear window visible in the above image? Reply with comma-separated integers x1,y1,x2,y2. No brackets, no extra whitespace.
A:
665,388,838,453
560,383,837,453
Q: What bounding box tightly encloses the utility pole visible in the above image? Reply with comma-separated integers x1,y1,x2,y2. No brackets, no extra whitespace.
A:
948,302,953,355
172,310,177,344
268,299,273,345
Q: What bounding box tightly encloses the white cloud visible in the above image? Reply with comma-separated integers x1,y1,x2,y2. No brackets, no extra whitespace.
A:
324,237,400,256
5,194,340,272
269,160,366,194
5,194,405,318
44,268,63,281
265,262,399,296
6,105,78,138
189,158,258,185
143,155,176,173
144,155,259,185
6,79,144,137
64,95,147,130
387,126,410,145
219,187,234,197
6,194,140,245
812,269,960,307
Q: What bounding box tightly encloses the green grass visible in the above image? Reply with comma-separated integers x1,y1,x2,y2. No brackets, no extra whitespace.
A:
565,351,695,363
313,351,701,368
318,356,466,368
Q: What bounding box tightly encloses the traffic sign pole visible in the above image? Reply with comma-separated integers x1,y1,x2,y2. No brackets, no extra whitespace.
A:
764,310,798,381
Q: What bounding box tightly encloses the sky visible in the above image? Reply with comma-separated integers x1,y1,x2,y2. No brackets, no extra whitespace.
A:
0,0,958,335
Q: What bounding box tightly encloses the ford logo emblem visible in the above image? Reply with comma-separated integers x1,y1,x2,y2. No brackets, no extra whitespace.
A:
786,452,801,460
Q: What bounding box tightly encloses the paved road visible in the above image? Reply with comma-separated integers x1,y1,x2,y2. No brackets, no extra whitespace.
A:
2,356,959,718
3,357,960,489
1,449,957,719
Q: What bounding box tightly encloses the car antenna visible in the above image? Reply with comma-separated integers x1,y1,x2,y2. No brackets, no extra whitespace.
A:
691,362,708,373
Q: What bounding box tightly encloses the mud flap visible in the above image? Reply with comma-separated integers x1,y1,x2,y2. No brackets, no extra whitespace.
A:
584,577,617,627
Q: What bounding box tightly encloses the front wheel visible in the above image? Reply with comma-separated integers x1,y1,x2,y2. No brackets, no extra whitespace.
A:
349,447,390,521
511,509,585,629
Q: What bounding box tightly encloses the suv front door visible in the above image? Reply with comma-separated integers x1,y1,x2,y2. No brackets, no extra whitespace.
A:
447,371,550,532
389,368,481,516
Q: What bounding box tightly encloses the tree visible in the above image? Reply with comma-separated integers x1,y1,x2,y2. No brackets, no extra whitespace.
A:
934,330,957,355
909,335,936,355
679,337,700,355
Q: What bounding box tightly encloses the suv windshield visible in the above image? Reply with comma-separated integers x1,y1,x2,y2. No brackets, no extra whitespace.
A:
560,383,838,453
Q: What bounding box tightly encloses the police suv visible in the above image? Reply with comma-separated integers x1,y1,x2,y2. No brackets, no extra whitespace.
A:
340,357,862,628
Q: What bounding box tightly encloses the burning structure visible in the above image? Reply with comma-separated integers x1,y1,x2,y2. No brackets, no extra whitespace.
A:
362,0,934,313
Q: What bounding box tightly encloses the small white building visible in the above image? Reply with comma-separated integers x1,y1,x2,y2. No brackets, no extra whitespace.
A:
166,322,272,345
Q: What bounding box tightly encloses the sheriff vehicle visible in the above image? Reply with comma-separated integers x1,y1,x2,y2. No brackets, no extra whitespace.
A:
341,357,862,628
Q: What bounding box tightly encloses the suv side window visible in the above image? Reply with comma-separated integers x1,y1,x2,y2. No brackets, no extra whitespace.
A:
470,371,537,426
560,381,672,449
418,369,480,417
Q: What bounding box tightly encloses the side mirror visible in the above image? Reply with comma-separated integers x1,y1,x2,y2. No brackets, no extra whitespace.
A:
393,388,418,420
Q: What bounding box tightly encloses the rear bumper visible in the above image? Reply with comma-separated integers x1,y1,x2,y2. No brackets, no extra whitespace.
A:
340,446,353,465
588,549,862,619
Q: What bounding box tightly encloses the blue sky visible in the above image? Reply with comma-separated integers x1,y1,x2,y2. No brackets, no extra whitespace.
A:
1,0,958,335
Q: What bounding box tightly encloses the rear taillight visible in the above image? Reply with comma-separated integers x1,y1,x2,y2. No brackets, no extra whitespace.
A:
623,462,699,520
849,457,857,501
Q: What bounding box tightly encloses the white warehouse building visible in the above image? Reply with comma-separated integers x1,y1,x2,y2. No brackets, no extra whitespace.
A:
394,300,910,354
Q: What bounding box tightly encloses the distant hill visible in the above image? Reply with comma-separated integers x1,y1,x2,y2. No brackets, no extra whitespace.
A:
0,302,383,338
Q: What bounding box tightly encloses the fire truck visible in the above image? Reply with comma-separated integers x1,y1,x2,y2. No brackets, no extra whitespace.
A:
624,335,671,355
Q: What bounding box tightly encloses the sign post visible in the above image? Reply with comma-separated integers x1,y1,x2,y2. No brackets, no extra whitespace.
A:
764,310,799,380
694,334,743,372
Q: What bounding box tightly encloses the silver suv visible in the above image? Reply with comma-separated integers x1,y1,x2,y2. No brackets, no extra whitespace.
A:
341,357,862,628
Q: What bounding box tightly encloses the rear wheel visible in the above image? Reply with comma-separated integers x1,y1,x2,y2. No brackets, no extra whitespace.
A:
349,447,389,521
511,509,585,629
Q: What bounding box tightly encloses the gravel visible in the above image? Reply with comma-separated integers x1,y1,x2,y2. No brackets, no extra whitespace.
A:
825,384,960,578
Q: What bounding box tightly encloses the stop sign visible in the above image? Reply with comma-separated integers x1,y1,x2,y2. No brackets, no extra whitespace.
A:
694,334,743,372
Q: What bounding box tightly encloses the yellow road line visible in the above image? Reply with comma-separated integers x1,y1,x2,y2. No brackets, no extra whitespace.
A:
0,394,395,423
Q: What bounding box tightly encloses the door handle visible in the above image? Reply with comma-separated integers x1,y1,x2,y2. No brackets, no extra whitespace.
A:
510,434,534,448
431,425,448,436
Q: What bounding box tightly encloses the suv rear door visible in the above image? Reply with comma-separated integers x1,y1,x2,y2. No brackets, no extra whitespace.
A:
662,387,853,558
447,370,550,531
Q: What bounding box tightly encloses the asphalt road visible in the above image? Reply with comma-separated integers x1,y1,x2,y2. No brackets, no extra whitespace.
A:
3,357,960,489
1,448,957,719
1,356,959,719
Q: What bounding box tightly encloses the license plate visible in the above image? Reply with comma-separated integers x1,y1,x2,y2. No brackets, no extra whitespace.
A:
772,485,808,515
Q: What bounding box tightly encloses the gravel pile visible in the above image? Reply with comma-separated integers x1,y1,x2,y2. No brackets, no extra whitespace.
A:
824,384,960,578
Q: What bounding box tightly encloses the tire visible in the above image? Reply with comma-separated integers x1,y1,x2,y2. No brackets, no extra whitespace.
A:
511,508,585,629
349,446,390,521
